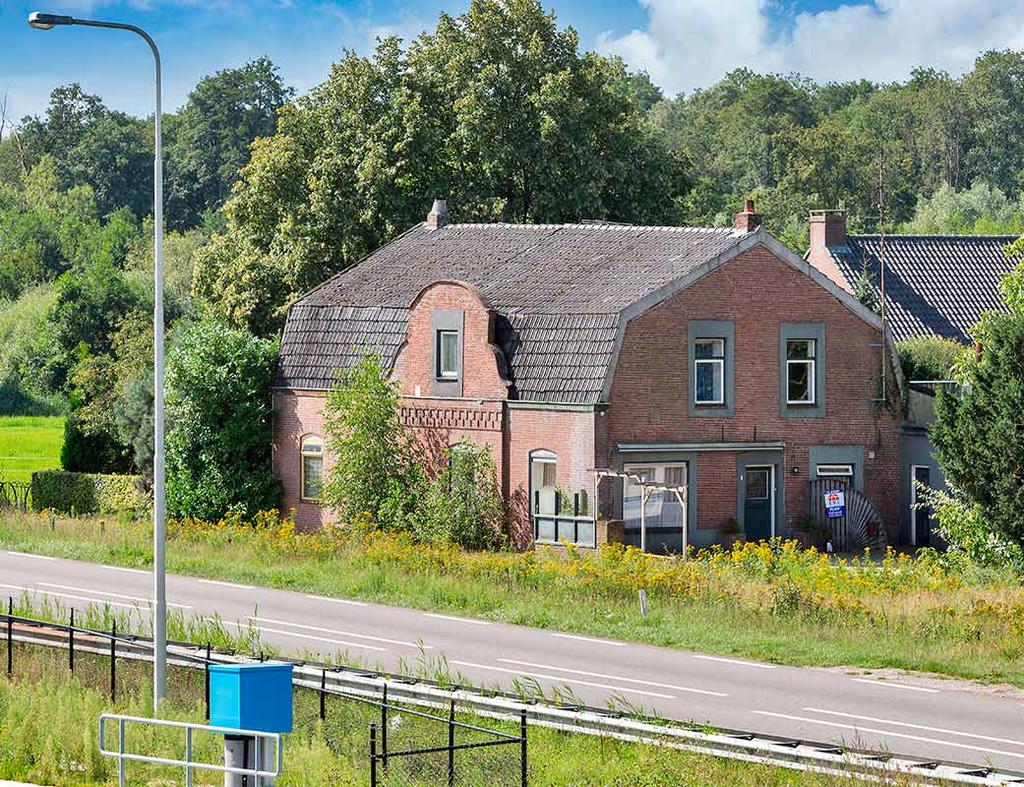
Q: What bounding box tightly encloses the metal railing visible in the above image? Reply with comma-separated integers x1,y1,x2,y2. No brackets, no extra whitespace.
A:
99,713,281,787
0,479,31,511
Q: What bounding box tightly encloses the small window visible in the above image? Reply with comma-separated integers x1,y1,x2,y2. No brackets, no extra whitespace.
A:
694,338,725,405
300,435,324,501
436,330,459,379
816,464,853,478
786,339,816,404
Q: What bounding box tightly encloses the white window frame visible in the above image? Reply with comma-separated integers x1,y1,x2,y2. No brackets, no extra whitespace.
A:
694,338,726,405
529,450,558,516
300,434,324,502
816,463,853,478
436,329,460,379
786,338,816,405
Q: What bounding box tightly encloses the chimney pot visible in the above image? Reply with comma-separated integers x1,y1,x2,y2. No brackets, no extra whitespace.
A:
734,198,761,232
426,198,449,230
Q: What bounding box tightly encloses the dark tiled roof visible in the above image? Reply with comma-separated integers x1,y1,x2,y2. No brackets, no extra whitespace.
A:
277,222,745,403
828,235,1021,344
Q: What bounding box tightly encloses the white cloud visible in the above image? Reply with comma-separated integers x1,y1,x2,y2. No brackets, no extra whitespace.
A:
597,0,1024,97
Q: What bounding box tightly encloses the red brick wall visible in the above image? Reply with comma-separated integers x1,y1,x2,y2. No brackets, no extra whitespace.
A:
604,244,901,534
273,389,332,529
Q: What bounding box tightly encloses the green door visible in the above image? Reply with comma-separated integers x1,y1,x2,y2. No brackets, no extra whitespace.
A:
744,466,772,541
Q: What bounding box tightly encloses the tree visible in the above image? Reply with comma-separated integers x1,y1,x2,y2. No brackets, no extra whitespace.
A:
964,50,1024,196
165,318,280,520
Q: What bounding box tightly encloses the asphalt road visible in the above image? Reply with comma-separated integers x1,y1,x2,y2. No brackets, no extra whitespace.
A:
3,549,1023,772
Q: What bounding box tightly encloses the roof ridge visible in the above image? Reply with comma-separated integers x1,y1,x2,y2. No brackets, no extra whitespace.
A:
444,222,737,233
850,233,1020,240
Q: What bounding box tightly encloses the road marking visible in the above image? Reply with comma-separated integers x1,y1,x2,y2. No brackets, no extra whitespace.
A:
450,659,676,700
104,565,149,575
304,594,368,607
38,582,191,609
693,655,776,669
5,551,56,561
255,625,387,652
425,613,492,626
197,579,254,590
550,633,625,647
753,711,1024,760
851,678,939,693
498,658,727,697
247,616,431,649
805,708,1024,748
0,583,138,610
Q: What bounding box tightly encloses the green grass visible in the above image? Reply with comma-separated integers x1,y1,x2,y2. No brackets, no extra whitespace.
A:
2,511,1023,690
0,643,880,786
0,415,64,483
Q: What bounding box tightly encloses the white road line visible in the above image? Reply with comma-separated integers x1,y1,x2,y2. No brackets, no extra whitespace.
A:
753,711,1024,760
851,678,939,694
498,658,728,697
304,594,368,607
38,582,191,609
197,579,254,590
425,613,492,626
450,659,676,700
255,625,387,652
5,551,56,561
805,708,1024,749
693,655,776,669
103,565,149,575
0,583,138,610
247,616,431,649
550,633,625,647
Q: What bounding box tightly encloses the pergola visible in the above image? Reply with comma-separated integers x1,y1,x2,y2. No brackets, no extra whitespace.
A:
591,469,689,555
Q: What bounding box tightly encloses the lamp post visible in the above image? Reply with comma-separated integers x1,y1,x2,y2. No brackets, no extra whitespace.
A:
28,11,167,708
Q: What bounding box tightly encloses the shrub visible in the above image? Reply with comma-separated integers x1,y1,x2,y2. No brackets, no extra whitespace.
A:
896,336,964,382
60,408,131,474
920,485,1024,573
31,469,146,514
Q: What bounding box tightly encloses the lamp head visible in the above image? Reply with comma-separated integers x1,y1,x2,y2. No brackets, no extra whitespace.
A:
28,12,75,30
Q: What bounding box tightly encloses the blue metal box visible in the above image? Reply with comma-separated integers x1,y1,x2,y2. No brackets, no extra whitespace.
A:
208,663,294,733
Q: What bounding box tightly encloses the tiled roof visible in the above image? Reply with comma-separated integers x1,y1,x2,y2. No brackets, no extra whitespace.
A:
827,235,1021,344
277,222,746,403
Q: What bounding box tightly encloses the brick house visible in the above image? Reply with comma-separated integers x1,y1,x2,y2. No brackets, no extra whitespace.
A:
273,200,902,551
805,210,1021,546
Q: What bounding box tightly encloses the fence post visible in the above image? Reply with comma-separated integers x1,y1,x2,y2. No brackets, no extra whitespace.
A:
204,643,211,722
110,621,116,702
6,597,12,679
68,607,75,674
319,668,326,721
520,708,528,787
381,683,388,771
448,698,456,787
369,723,378,787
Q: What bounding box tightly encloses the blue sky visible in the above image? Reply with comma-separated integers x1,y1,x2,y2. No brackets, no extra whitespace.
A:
2,0,1023,123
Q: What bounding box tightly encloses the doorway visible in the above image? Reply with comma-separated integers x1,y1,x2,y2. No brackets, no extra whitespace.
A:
743,465,774,541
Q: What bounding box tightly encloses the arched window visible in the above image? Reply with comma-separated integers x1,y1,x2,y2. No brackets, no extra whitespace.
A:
529,449,558,516
300,434,324,502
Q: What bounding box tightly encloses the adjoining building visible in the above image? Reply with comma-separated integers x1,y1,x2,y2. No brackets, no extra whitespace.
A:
806,210,1021,547
274,199,903,553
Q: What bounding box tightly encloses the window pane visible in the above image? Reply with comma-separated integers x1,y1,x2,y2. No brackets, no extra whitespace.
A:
301,436,323,455
438,330,459,377
695,359,723,403
745,469,769,500
664,466,686,486
787,360,812,402
817,464,853,477
787,339,814,360
531,458,558,515
695,338,724,359
302,455,323,499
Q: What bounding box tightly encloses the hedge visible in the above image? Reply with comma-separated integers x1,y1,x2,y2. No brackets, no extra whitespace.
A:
31,470,147,515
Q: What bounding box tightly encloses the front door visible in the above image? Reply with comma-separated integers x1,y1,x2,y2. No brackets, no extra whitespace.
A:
744,466,773,541
911,465,932,546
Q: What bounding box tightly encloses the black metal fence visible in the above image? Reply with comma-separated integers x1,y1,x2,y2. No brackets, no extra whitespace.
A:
3,602,530,785
0,479,31,511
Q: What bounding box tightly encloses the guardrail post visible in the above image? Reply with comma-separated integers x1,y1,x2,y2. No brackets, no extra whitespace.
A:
185,726,193,787
369,723,378,787
118,716,126,787
381,683,388,771
447,698,456,786
6,597,12,678
68,607,75,674
520,708,528,787
319,668,326,721
110,622,116,702
204,644,211,722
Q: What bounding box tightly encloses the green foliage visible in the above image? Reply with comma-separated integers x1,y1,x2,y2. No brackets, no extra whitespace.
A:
899,181,1024,235
896,336,964,381
60,410,130,474
920,486,1024,573
931,307,1024,551
414,441,506,549
320,355,420,527
31,468,145,515
851,265,878,312
165,317,280,520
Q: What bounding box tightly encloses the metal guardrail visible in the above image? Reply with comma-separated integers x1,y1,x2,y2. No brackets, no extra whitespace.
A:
99,713,281,787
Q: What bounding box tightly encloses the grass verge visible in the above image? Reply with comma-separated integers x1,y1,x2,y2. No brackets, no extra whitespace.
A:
0,415,64,483
2,510,1023,688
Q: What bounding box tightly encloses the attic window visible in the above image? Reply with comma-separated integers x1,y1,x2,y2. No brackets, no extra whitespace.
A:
437,330,460,379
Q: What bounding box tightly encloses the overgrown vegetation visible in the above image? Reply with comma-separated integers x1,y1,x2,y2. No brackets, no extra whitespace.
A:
3,510,1023,687
896,335,965,381
30,469,145,516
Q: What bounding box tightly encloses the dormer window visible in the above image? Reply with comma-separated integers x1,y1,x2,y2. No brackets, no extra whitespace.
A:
437,329,460,379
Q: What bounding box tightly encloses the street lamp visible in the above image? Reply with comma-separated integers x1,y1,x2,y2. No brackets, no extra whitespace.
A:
28,10,168,709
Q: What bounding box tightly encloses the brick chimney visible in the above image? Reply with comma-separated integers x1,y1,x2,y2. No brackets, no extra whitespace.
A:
806,210,851,290
733,198,761,232
425,198,449,230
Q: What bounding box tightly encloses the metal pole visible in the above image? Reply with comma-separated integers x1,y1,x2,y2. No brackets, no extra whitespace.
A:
69,607,75,674
6,597,11,678
381,684,388,771
520,708,528,787
110,621,116,701
369,724,378,787
639,485,647,553
319,668,326,721
448,698,456,786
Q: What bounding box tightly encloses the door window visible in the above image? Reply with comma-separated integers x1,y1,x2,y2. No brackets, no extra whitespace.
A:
745,468,769,500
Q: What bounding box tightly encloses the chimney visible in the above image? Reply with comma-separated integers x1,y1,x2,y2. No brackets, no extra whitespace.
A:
806,209,852,290
425,198,449,230
733,198,761,232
